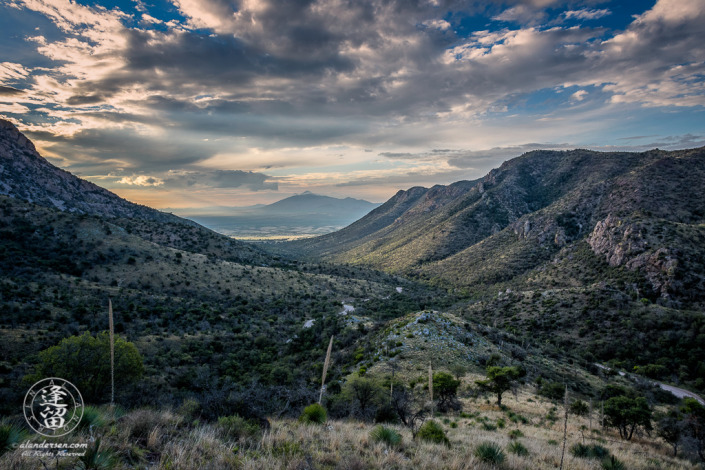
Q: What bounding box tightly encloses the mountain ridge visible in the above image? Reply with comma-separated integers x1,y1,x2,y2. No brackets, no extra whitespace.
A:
0,119,195,226
285,146,705,304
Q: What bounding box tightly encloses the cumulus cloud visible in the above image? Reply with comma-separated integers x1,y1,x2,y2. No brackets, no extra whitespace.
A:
571,89,587,101
118,175,164,186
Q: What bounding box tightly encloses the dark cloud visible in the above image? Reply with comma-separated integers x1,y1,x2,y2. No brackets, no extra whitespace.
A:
163,170,278,191
0,86,24,96
26,128,214,173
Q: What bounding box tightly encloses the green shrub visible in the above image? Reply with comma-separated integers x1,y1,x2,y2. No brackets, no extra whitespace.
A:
417,420,450,446
370,425,402,447
299,403,327,424
475,442,505,465
374,404,399,424
217,415,261,440
570,400,590,416
539,382,565,401
507,441,529,456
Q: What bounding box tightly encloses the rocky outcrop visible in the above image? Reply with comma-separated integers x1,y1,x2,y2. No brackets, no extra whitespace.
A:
587,214,679,296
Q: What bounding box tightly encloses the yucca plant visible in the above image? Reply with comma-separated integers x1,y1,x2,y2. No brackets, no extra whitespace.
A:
75,438,117,470
78,406,106,432
370,425,402,447
570,443,591,458
601,456,626,470
0,422,27,457
508,440,529,456
571,443,611,460
475,441,505,465
590,444,610,459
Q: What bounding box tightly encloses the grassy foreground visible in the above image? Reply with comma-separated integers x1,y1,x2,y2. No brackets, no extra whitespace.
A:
2,385,697,470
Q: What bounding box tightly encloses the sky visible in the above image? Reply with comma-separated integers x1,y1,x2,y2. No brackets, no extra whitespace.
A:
1,0,705,212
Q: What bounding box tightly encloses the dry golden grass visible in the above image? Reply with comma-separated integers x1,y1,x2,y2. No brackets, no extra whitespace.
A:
1,389,699,470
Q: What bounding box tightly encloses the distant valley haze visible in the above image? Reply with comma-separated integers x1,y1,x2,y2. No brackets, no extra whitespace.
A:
170,191,382,239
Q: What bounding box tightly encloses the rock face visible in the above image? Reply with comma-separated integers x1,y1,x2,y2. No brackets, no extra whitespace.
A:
587,214,681,297
0,119,190,225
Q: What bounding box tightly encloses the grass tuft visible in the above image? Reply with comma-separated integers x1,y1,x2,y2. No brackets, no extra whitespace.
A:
508,429,524,440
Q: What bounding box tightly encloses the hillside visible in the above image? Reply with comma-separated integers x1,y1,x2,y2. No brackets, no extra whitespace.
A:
287,148,705,299
1,123,704,468
0,123,450,414
282,147,705,395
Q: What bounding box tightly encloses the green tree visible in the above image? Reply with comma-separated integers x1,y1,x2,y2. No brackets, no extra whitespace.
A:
476,366,525,407
343,376,383,419
604,396,652,440
26,331,143,404
433,371,461,412
569,400,590,417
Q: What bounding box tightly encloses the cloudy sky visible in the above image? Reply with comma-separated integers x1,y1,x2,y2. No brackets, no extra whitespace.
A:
1,0,704,211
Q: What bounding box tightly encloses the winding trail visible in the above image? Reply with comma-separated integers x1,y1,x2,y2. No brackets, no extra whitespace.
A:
595,364,705,405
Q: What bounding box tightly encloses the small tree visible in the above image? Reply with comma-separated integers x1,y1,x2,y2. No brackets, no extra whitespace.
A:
681,398,705,462
390,383,428,438
343,376,383,420
657,410,684,457
604,396,652,440
433,371,461,412
26,331,143,404
476,366,525,407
